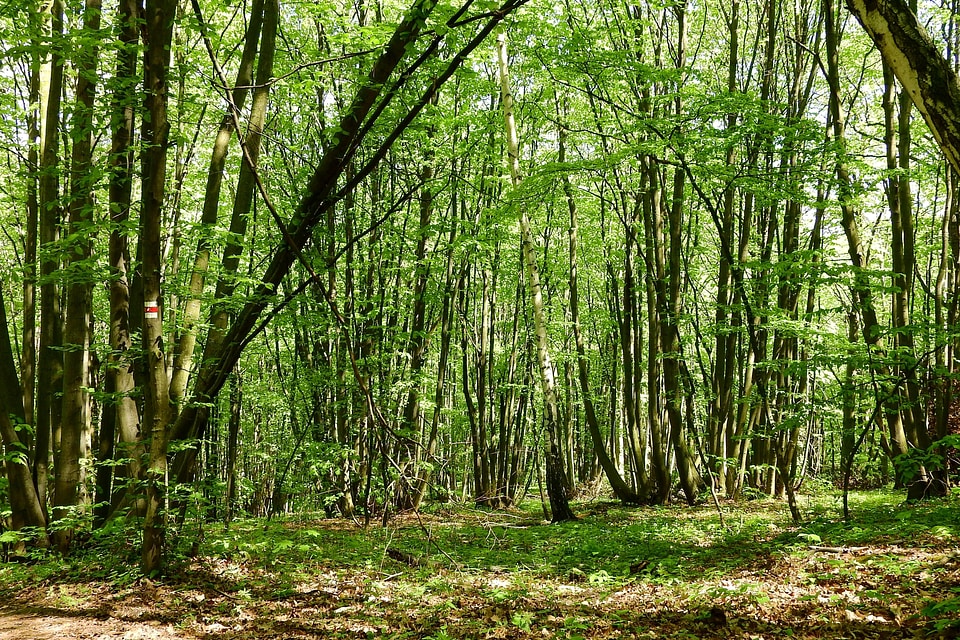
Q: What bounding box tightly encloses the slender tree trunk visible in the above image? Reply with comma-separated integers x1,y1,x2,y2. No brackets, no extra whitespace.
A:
826,0,911,479
497,31,575,522
396,120,437,509
225,369,241,525
95,0,141,527
882,51,928,452
708,0,739,496
170,0,265,407
661,2,699,505
22,7,42,443
560,116,642,504
411,162,460,509
35,0,66,517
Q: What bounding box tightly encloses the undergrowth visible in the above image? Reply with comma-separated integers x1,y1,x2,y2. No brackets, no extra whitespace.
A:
0,488,957,638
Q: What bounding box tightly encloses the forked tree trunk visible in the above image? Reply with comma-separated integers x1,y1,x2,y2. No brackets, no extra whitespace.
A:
559,116,642,505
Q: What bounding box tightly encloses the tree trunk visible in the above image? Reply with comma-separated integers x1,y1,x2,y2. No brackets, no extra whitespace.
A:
661,2,699,505
560,117,642,504
95,0,141,528
497,31,575,522
225,369,241,525
847,0,960,174
170,0,266,407
827,0,911,480
139,0,178,575
0,285,48,548
395,122,437,510
35,0,65,518
54,0,102,551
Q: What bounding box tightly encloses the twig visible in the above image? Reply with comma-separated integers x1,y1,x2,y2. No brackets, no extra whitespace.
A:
414,509,462,570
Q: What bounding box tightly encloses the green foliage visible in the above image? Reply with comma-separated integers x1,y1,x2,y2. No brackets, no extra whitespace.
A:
922,590,960,633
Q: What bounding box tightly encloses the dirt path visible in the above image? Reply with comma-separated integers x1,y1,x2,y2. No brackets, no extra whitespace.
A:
0,608,191,640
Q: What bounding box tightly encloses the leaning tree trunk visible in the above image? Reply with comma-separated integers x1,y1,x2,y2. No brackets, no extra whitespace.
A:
847,0,960,174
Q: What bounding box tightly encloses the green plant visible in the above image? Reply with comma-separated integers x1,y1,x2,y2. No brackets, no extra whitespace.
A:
511,610,534,631
922,590,960,632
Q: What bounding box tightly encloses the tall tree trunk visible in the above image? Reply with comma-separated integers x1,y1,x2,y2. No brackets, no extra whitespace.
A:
55,0,102,551
661,1,699,505
708,0,739,496
171,0,278,485
882,50,928,452
497,31,575,522
94,0,141,528
560,115,641,504
139,0,178,575
411,157,460,510
170,0,266,407
395,119,437,510
826,0,911,480
35,0,66,518
22,6,42,443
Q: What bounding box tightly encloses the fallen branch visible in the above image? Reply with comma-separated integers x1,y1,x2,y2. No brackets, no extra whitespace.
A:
386,547,426,567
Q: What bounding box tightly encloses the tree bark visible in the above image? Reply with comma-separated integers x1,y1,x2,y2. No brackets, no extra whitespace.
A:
559,108,641,505
170,0,266,407
0,286,48,548
827,0,911,475
847,0,960,174
35,0,65,518
55,0,102,551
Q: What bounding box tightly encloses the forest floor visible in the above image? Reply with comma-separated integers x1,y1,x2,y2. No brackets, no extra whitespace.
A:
0,489,958,639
